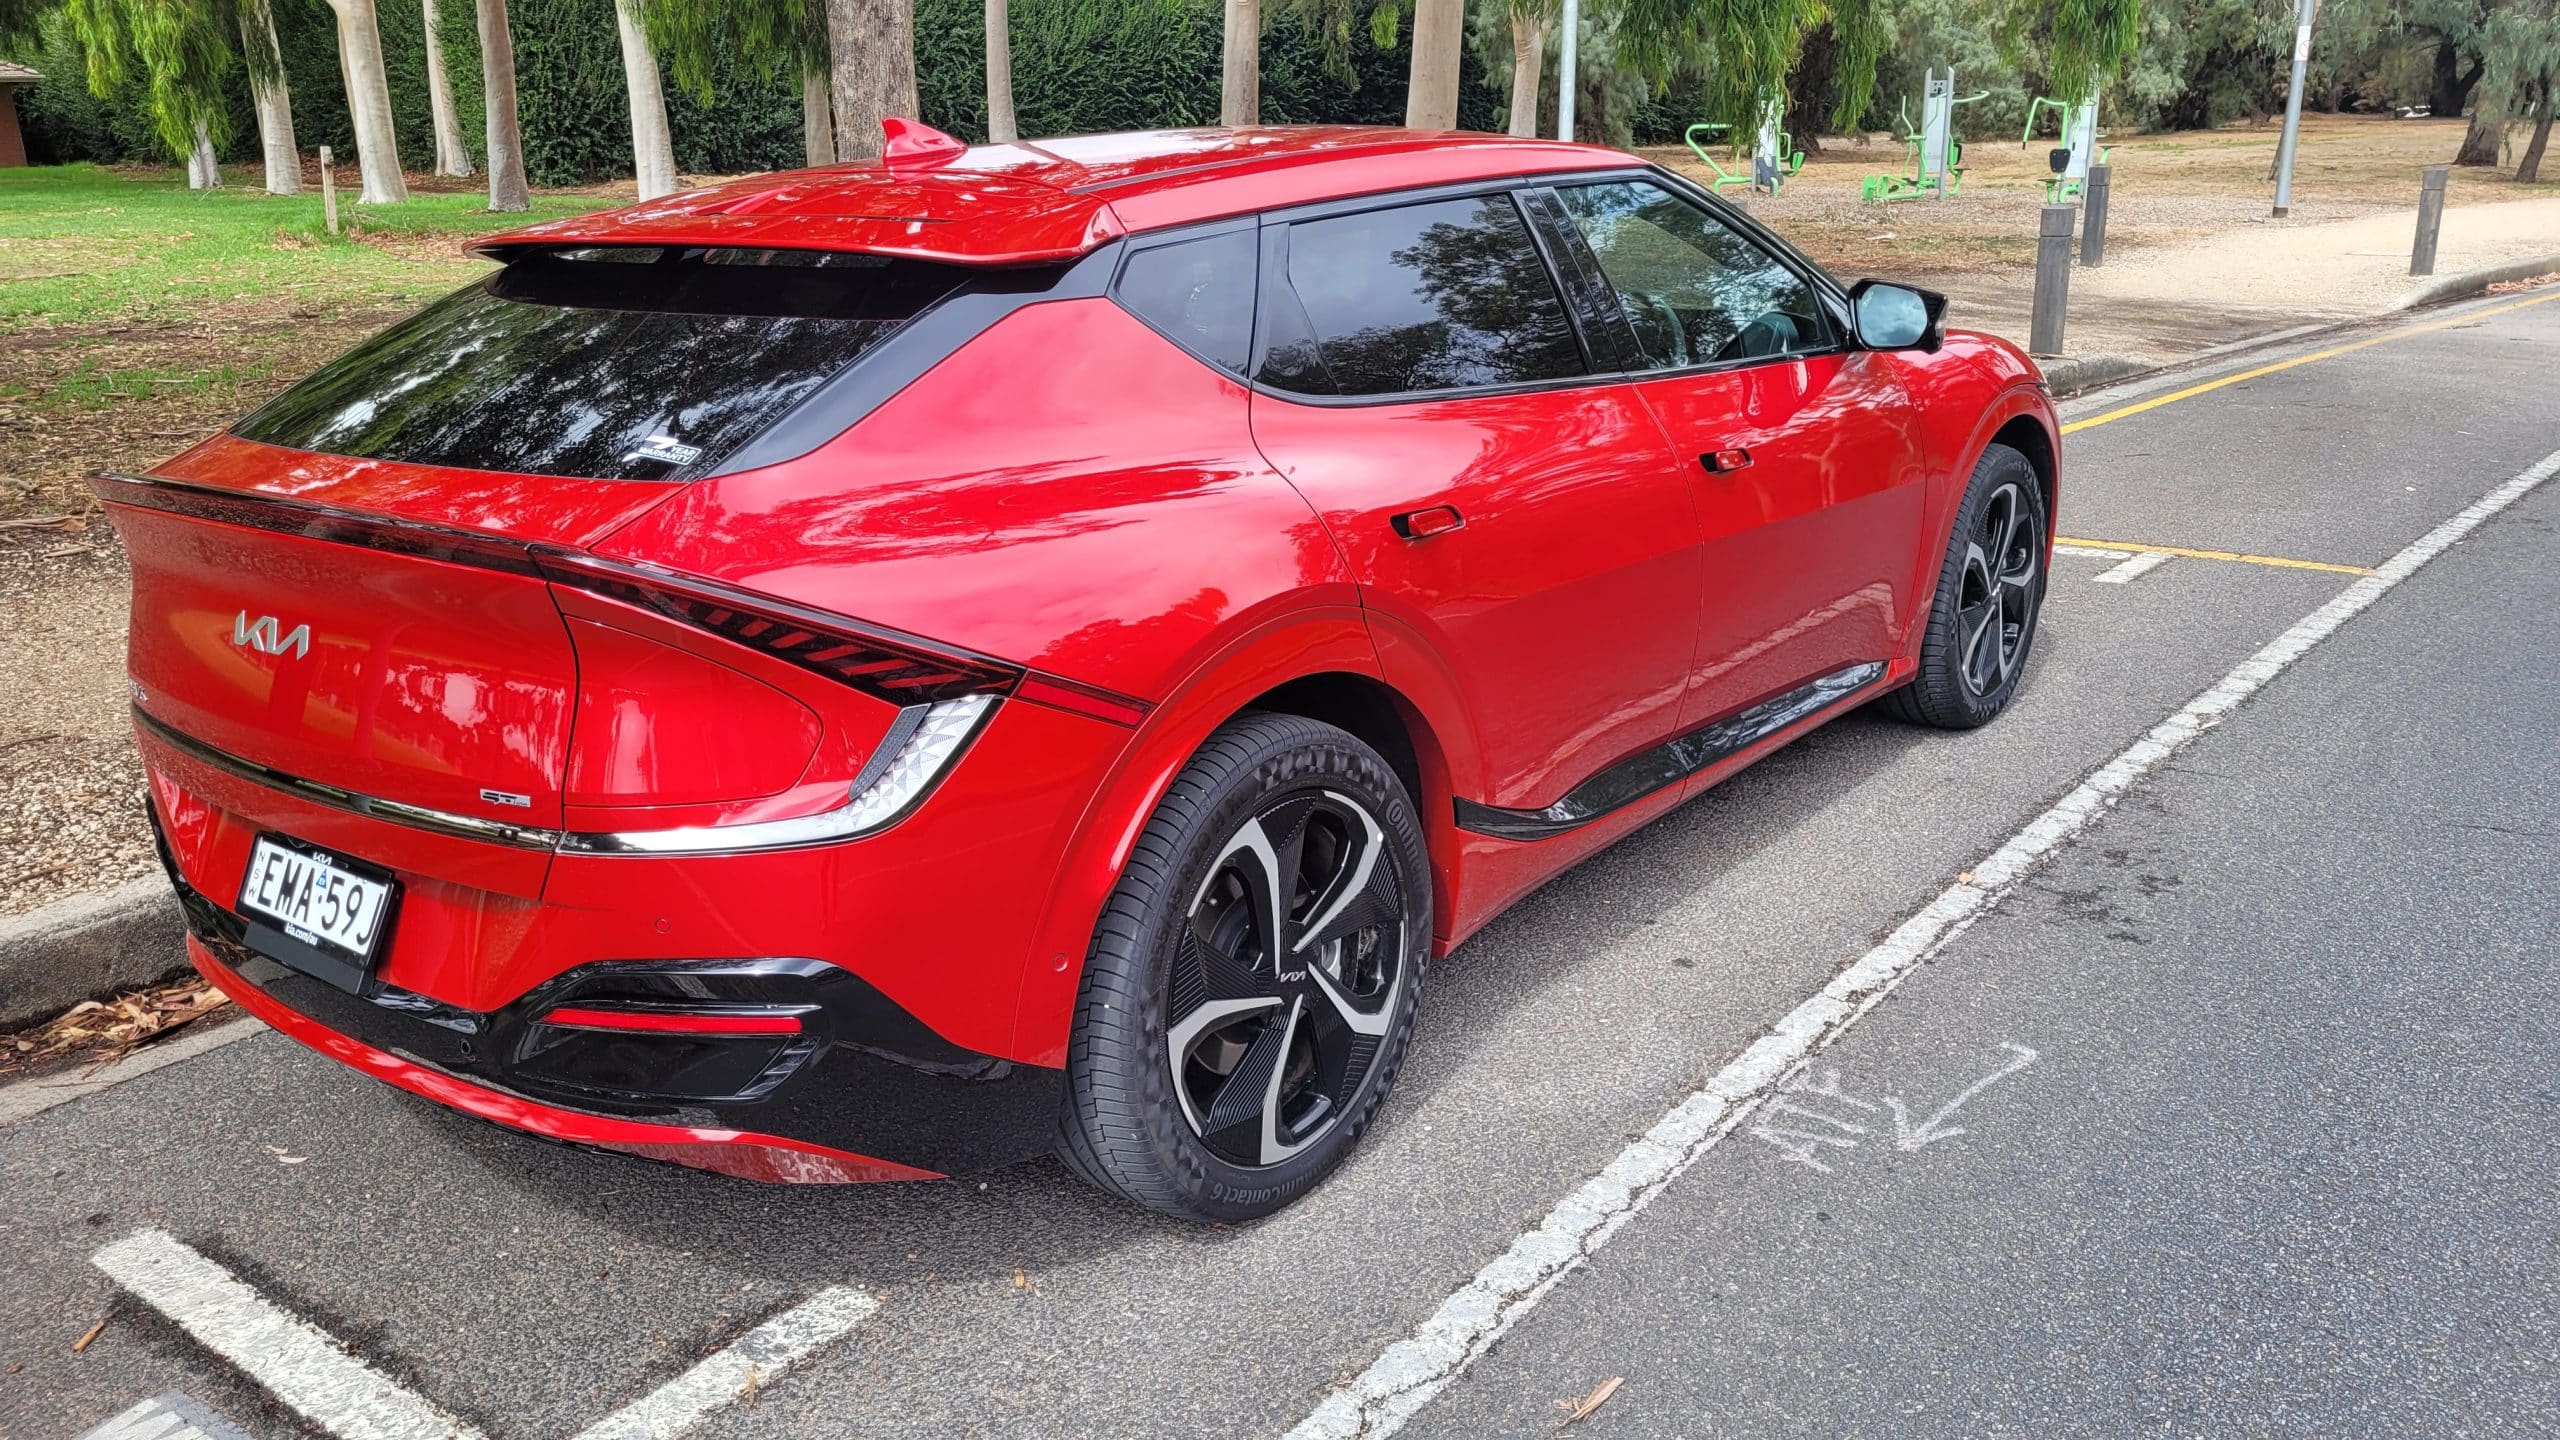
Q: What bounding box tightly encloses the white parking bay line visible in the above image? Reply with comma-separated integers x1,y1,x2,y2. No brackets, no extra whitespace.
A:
569,1287,877,1440
1287,444,2560,1440
92,1230,486,1440
2053,543,2136,560
2093,550,2174,585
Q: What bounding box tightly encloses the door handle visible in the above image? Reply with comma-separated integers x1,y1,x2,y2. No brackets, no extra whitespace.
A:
1700,447,1753,474
1391,505,1465,540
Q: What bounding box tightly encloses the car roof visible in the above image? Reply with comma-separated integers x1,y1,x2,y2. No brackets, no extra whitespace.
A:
478,125,1642,266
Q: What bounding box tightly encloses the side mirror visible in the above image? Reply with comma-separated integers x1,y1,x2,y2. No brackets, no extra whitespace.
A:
1846,279,1947,352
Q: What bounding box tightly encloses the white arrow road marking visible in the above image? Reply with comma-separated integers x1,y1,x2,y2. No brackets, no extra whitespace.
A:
569,1286,877,1440
91,1230,485,1440
1286,445,2560,1440
93,1229,877,1440
1884,1042,2039,1152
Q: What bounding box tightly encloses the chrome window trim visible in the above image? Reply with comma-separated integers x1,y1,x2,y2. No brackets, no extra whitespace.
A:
132,694,996,859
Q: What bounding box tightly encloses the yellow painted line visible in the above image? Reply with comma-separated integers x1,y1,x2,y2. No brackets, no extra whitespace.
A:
2054,536,2375,575
2061,287,2560,435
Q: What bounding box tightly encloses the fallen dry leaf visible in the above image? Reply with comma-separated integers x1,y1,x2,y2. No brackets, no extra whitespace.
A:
1559,1375,1623,1426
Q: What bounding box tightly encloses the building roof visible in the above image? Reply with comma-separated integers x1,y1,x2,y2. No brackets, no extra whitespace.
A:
479,125,1641,267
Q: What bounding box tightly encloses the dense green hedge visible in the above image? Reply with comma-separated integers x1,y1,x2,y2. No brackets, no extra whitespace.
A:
13,0,1499,182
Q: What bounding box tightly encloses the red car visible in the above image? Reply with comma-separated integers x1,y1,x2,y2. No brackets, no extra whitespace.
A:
103,123,2054,1221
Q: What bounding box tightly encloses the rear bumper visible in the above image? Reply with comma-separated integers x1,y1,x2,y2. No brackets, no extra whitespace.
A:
153,812,1065,1181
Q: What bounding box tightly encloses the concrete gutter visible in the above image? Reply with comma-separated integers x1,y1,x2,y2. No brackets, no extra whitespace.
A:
2394,252,2560,311
0,879,189,1032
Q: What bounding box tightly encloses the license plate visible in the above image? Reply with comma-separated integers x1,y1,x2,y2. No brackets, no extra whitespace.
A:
236,835,399,992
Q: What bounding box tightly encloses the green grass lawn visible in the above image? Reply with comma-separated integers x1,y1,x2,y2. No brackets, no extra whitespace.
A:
0,163,608,330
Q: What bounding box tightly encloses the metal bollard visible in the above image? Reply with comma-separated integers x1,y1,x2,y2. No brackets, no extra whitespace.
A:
2081,163,2111,267
2411,165,2447,276
2031,204,2073,356
320,145,339,236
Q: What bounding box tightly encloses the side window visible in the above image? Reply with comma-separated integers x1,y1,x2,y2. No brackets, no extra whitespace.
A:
1258,193,1586,398
1115,230,1257,376
1552,180,1832,370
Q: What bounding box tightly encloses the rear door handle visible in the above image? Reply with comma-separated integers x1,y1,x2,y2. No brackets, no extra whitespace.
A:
1700,447,1753,474
1391,505,1465,540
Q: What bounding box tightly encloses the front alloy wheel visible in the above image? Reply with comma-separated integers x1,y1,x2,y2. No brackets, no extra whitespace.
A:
1058,713,1429,1222
1883,441,2048,729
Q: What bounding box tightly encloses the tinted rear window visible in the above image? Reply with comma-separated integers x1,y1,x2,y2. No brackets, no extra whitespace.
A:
234,247,965,480
1257,194,1586,398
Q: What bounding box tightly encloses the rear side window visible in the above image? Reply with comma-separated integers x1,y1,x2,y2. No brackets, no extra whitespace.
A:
1115,231,1256,376
235,247,966,480
1257,194,1586,398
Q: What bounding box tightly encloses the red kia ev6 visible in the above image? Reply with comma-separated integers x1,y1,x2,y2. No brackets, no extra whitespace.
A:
104,122,2057,1221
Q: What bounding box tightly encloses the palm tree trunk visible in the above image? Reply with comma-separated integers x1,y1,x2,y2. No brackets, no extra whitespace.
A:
803,69,836,166
421,0,475,178
986,0,1018,143
825,0,919,163
1405,0,1464,131
1505,12,1543,139
187,121,221,189
238,2,301,195
327,0,411,204
477,0,529,210
613,0,680,198
1220,0,1258,126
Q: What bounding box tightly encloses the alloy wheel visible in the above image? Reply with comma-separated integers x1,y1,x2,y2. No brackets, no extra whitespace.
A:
1956,480,2040,697
1166,790,1408,1168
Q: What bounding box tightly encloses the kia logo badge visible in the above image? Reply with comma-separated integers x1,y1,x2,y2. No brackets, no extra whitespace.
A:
232,611,311,659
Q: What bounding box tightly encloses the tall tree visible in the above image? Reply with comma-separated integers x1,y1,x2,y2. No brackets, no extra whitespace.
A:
1223,0,1259,124
612,0,678,197
62,0,233,186
476,0,527,208
237,0,299,194
420,0,473,177
1502,0,1549,138
826,0,917,162
1407,0,1463,127
326,0,410,203
2475,0,2560,173
638,0,834,167
986,0,1017,141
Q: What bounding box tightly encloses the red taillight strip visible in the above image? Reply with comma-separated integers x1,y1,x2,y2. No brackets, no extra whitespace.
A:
91,469,1152,725
538,1006,806,1036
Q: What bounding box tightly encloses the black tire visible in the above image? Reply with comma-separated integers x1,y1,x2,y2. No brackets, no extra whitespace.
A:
1882,443,2049,729
1056,712,1430,1222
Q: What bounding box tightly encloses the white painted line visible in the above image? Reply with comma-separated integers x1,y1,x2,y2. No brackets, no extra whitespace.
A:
92,1230,486,1440
2053,543,2135,560
1286,445,2560,1440
2093,550,2174,585
570,1286,877,1440
1,1016,267,1127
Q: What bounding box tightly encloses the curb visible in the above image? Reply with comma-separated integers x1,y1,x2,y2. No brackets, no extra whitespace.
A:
2393,252,2560,311
2035,353,2151,395
0,879,190,1033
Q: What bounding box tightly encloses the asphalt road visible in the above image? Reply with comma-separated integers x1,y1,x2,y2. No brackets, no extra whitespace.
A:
5,289,2555,1440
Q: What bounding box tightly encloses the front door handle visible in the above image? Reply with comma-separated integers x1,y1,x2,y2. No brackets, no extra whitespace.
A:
1700,447,1753,474
1391,505,1465,540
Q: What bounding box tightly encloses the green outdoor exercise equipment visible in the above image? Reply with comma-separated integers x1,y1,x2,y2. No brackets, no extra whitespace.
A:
1686,94,1804,196
1862,69,1986,203
2024,93,2111,201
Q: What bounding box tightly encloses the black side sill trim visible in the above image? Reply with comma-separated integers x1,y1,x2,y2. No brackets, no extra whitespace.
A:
1455,661,1888,841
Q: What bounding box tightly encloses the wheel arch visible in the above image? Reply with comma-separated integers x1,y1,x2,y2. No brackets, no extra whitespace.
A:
1007,612,1472,1066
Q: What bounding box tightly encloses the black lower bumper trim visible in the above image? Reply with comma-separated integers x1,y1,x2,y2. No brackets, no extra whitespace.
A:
150,810,1061,1177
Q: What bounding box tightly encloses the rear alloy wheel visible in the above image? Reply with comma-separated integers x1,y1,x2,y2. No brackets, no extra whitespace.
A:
1059,713,1428,1221
1883,442,2048,729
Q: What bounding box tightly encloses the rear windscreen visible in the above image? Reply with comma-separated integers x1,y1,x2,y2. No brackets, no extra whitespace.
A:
233,246,967,480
